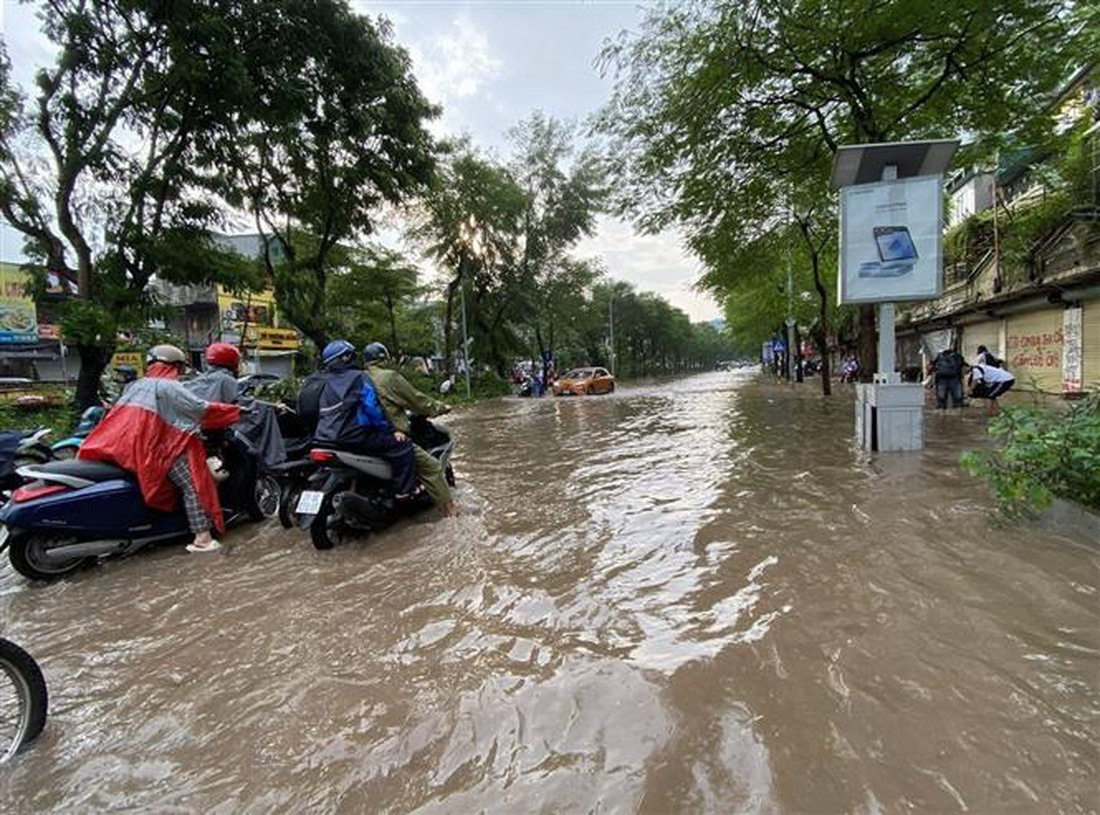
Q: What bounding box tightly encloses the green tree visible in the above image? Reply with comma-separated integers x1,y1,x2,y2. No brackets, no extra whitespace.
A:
409,143,528,374
508,112,605,379
327,245,421,354
228,4,438,351
597,0,1084,385
0,2,267,406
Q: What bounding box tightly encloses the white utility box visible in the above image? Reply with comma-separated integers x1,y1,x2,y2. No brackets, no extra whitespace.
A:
855,382,925,452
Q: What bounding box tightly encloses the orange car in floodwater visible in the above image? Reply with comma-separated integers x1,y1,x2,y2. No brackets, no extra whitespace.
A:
553,367,615,396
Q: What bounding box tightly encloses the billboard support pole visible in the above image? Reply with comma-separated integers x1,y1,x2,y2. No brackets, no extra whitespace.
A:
876,163,899,384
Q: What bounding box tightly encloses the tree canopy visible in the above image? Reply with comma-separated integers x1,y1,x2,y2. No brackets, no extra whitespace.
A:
596,0,1088,383
0,0,436,405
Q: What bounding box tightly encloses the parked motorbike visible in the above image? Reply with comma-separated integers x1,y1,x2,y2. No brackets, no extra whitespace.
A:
0,428,53,496
0,430,281,581
0,638,48,762
50,405,106,460
294,416,455,550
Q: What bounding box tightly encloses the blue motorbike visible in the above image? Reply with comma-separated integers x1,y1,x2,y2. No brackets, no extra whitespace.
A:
49,405,106,460
0,431,280,581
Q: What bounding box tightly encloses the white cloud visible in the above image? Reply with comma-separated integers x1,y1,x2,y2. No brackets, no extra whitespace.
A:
407,16,502,121
576,216,720,322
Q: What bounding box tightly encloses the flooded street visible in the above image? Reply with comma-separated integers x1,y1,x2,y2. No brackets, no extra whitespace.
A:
2,371,1097,812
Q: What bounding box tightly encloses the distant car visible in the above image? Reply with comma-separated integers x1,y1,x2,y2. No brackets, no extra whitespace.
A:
237,372,281,396
553,367,615,396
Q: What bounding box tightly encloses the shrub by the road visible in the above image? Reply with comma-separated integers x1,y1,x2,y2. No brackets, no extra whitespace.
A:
961,393,1100,517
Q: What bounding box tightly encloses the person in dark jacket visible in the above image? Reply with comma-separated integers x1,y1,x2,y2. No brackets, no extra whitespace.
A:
928,346,966,409
312,340,418,499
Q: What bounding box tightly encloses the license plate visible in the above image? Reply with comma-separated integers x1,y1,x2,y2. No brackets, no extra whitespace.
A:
296,490,325,516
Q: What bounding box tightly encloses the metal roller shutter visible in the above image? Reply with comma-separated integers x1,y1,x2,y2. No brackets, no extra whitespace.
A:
1005,307,1064,393
1084,299,1100,392
961,320,1001,367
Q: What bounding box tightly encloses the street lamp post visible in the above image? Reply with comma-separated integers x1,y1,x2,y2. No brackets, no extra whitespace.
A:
460,268,472,399
608,292,615,376
786,265,795,382
456,214,485,400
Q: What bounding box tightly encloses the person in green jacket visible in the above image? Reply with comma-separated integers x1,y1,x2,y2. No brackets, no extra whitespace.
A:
362,342,457,516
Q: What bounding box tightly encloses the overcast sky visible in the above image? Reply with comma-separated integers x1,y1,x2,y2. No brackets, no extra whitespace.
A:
0,0,719,321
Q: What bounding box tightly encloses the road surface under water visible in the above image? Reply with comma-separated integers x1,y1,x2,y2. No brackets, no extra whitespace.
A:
1,372,1097,813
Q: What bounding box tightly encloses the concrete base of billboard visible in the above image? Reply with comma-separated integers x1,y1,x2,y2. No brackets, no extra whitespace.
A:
856,382,925,452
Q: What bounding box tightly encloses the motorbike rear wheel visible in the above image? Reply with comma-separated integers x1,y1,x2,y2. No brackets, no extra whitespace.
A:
0,638,48,762
9,534,88,581
310,492,352,550
277,483,301,530
247,475,281,522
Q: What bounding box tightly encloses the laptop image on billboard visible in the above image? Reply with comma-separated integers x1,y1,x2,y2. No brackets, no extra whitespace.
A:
873,226,918,262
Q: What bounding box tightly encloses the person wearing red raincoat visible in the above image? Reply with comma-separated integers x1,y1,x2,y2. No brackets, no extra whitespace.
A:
78,345,239,553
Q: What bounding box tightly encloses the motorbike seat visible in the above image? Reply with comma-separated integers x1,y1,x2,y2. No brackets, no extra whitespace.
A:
312,448,393,481
28,459,133,483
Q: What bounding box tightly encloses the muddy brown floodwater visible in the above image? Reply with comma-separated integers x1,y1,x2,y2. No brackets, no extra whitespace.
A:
1,372,1098,813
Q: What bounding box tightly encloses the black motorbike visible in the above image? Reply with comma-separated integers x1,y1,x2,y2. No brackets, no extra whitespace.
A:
290,417,455,550
0,428,53,497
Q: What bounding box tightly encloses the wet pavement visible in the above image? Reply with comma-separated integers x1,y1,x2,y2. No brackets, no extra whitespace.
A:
1,371,1097,812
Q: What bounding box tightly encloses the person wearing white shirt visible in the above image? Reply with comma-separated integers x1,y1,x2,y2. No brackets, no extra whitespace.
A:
968,363,1015,414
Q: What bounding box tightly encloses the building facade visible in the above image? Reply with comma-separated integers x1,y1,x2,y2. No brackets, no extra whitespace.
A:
899,66,1099,396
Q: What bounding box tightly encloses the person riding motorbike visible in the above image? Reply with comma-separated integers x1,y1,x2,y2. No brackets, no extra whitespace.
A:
100,363,139,404
187,342,240,403
312,340,420,501
362,342,456,517
78,344,240,553
187,342,287,468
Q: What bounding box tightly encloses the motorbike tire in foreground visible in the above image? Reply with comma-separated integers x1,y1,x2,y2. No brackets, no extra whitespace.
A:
0,638,48,762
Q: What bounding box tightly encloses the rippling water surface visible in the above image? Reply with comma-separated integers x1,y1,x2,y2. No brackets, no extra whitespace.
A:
2,372,1097,812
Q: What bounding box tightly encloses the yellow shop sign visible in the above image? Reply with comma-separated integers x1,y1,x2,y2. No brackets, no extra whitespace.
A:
110,350,144,373
258,327,299,350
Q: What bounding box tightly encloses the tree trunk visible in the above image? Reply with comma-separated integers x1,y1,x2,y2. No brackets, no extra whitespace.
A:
857,304,876,382
74,344,113,410
816,326,832,396
534,323,547,370
544,322,555,385
811,254,832,396
794,324,804,382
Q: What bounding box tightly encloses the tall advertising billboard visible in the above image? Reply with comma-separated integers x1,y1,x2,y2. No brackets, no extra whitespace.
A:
838,174,943,304
0,262,38,344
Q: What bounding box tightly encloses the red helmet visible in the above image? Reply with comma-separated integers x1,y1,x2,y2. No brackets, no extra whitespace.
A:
205,342,240,371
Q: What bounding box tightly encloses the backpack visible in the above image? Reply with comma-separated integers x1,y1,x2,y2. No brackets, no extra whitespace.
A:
934,351,961,377
297,372,326,435
314,369,390,447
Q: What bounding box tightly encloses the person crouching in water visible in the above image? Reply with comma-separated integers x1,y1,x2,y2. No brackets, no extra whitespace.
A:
312,340,420,502
362,342,457,517
78,344,240,553
968,362,1015,415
